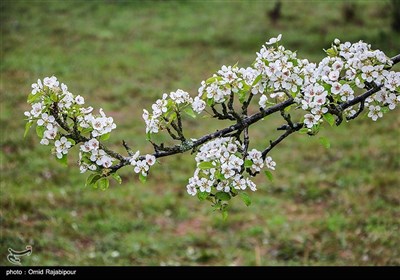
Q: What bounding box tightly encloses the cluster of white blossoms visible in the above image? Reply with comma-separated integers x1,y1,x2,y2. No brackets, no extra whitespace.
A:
25,76,116,169
79,138,114,172
195,64,268,108
299,39,399,125
247,149,276,173
186,137,276,197
77,108,117,137
129,151,156,177
143,89,198,134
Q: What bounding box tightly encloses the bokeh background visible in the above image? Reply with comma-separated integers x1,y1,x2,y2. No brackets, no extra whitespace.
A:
1,0,399,265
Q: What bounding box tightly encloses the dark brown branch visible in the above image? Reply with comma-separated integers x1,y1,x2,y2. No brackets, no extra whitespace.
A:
50,104,72,134
243,127,250,156
242,93,254,115
262,122,303,158
391,54,400,65
346,100,365,121
165,125,180,140
211,104,235,120
228,92,242,121
122,140,135,156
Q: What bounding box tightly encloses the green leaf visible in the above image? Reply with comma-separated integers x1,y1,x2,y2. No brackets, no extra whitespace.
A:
100,133,110,141
97,177,109,190
215,171,225,181
24,121,33,138
206,77,217,84
323,113,335,127
85,174,101,187
205,76,222,84
146,131,152,141
325,47,338,57
299,127,309,134
184,107,196,118
290,58,299,67
167,111,177,122
111,172,122,184
319,136,331,149
67,138,76,145
36,125,46,138
238,90,246,103
206,98,214,107
27,92,42,103
239,192,251,206
139,173,147,183
284,104,293,112
215,191,231,201
264,170,274,181
197,191,209,201
50,91,58,102
56,154,68,166
244,159,253,168
80,127,93,135
221,210,228,221
381,107,389,113
323,83,332,92
198,161,215,170
252,74,262,86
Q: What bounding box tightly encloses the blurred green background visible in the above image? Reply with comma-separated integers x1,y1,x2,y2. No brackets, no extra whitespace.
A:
1,0,399,265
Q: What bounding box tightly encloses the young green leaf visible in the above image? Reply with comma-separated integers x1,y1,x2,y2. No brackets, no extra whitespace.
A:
55,154,68,166
264,170,274,181
197,191,209,201
111,172,122,184
184,107,196,119
319,136,331,149
24,121,33,138
100,133,110,141
215,170,225,181
325,47,338,57
239,192,251,206
206,98,214,107
50,92,58,102
139,173,147,183
206,76,217,84
67,138,76,145
221,210,228,221
27,92,41,103
381,107,389,113
215,191,231,201
36,125,46,138
244,159,253,168
299,127,309,134
238,90,246,103
97,177,109,190
85,174,101,187
323,113,335,127
252,74,262,86
80,127,93,135
198,161,215,170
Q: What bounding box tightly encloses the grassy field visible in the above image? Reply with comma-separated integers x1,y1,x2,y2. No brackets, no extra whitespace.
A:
1,0,399,266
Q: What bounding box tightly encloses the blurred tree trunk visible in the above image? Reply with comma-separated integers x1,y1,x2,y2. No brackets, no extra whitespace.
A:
392,0,400,32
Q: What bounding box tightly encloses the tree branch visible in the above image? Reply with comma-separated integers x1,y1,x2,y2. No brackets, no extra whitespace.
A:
50,54,400,176
262,122,303,158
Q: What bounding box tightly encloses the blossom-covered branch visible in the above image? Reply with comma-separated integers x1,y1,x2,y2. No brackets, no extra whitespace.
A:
24,35,400,213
